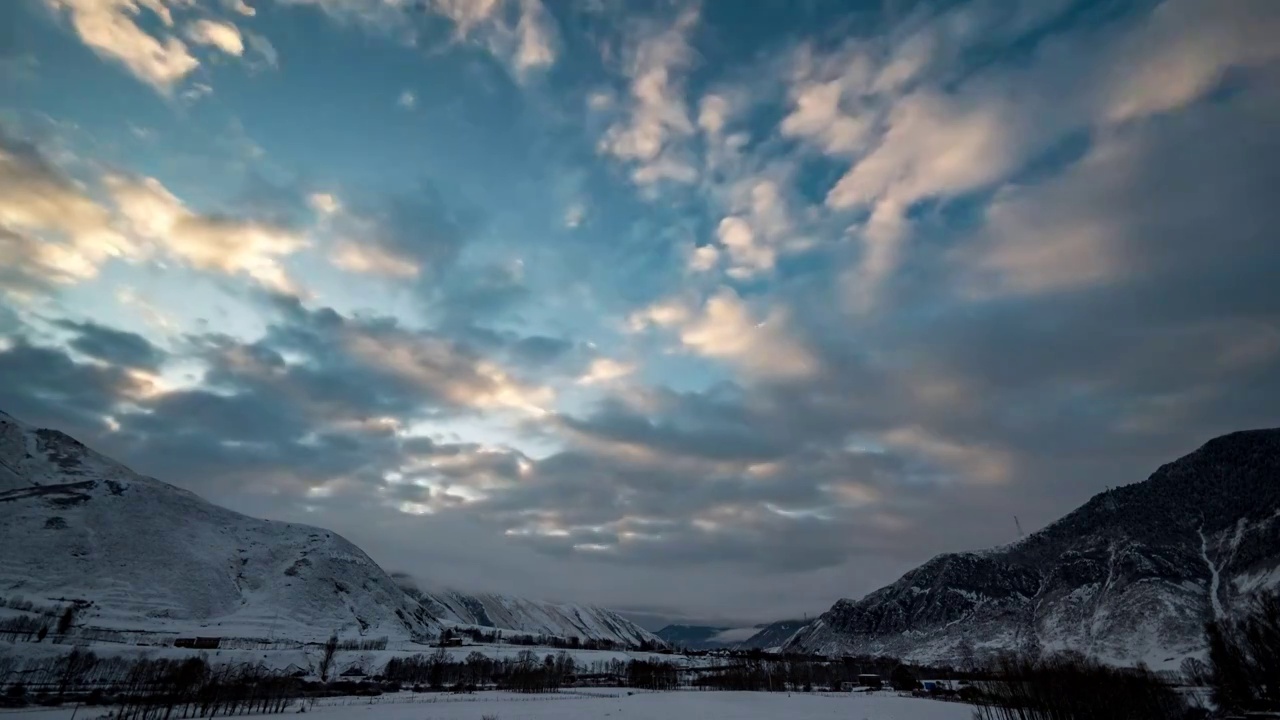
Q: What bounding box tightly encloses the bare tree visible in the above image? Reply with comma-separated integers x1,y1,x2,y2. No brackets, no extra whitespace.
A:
318,634,339,682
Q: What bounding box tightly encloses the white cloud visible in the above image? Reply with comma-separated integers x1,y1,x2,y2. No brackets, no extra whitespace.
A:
513,0,556,76
280,0,558,79
716,216,774,277
0,136,133,290
397,89,416,109
687,244,718,273
577,358,635,386
627,298,691,332
780,79,872,155
697,94,730,136
308,192,342,216
631,288,816,380
1101,0,1280,123
107,175,307,292
224,0,255,16
330,240,421,279
881,426,1012,485
598,7,700,187
345,329,553,415
185,18,245,56
429,0,559,80
45,0,199,92
781,0,1280,313
245,32,279,67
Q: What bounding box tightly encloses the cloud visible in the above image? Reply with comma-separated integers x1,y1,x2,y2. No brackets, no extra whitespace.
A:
244,32,278,67
963,63,1280,299
224,0,255,16
1100,0,1280,123
397,89,416,109
55,319,168,370
44,0,199,92
598,6,700,187
782,0,1280,312
0,129,131,293
330,241,421,278
286,0,559,80
107,175,307,292
0,340,152,439
631,288,816,380
324,189,476,287
577,357,634,385
308,192,341,216
512,0,557,76
185,19,245,56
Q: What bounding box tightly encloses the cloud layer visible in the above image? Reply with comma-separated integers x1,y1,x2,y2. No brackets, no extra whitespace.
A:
3,0,1278,620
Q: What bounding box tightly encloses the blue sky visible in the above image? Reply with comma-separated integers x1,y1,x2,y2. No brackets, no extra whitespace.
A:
2,0,1278,623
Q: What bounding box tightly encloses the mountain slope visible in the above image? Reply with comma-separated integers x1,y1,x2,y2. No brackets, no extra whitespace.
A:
734,620,811,651
0,411,438,642
401,580,663,648
0,411,663,649
785,429,1280,668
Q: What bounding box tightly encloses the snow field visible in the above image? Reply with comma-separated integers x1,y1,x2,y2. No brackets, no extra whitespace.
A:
0,691,973,720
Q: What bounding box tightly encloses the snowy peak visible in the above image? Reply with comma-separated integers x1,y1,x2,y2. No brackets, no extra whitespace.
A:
0,412,439,643
0,411,660,650
785,428,1280,669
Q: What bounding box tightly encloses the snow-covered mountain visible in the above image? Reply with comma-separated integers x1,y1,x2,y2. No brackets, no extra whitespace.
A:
0,411,438,642
653,624,734,650
784,429,1280,668
0,411,661,649
398,578,663,648
734,620,811,651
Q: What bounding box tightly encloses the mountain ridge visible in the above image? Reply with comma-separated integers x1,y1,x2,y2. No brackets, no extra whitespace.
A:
784,428,1280,668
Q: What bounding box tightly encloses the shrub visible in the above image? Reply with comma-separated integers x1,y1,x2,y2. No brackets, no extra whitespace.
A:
970,653,1188,720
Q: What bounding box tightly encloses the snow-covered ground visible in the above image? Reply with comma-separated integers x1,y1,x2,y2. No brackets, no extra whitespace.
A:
0,690,972,720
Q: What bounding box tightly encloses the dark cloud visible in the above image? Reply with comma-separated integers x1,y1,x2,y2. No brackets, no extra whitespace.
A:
55,319,167,370
0,341,142,439
508,335,574,367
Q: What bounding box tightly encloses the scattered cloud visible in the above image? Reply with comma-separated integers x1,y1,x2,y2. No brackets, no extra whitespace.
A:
330,240,421,279
577,357,634,385
598,6,700,187
0,129,129,293
224,0,256,16
185,18,245,56
308,192,341,216
5,0,1280,620
44,0,199,92
107,175,307,292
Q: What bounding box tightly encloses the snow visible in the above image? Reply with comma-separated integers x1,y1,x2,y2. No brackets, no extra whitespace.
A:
2,691,973,720
1197,527,1224,621
0,412,658,651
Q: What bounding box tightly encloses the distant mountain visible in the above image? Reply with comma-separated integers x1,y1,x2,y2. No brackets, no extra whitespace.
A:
653,624,733,649
0,411,662,649
735,619,811,650
399,579,662,649
785,429,1280,669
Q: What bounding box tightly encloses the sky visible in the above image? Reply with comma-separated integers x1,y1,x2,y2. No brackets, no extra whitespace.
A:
1,0,1278,627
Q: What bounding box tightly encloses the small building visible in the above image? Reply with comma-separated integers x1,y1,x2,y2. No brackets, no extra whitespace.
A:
857,674,882,689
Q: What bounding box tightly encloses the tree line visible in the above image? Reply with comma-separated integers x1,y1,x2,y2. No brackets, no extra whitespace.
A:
1,651,300,717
